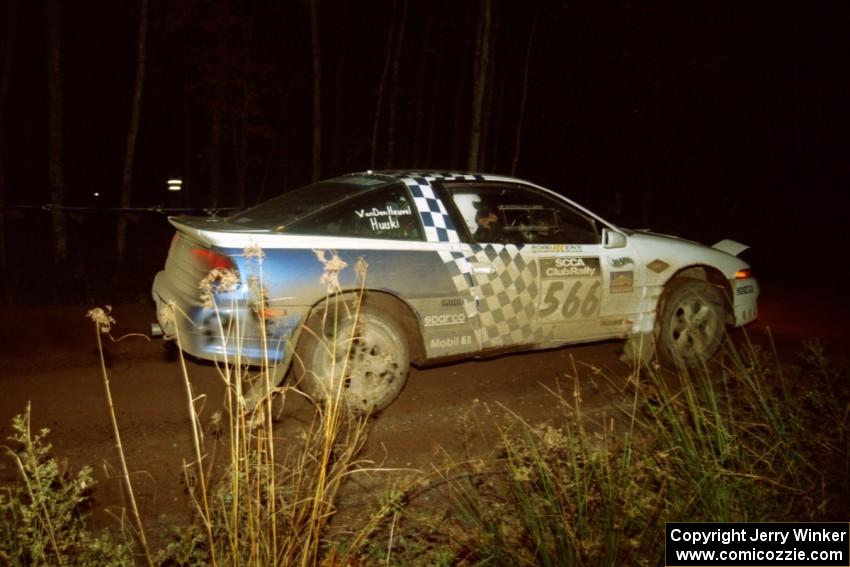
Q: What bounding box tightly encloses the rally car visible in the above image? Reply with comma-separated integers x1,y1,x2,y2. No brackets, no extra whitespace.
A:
152,170,759,413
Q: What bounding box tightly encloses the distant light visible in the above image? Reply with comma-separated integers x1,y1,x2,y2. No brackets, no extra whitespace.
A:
93,192,100,197
168,178,183,192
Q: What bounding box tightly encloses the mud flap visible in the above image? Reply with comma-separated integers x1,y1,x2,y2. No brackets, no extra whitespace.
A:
619,331,656,366
244,322,304,420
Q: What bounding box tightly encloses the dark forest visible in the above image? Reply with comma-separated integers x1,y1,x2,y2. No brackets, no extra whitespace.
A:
2,3,850,564
1,1,846,302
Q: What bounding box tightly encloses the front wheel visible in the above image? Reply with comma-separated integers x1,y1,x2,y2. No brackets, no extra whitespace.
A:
656,279,725,367
294,304,410,415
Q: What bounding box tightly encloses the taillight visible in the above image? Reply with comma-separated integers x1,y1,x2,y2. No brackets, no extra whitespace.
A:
192,248,235,271
735,268,753,280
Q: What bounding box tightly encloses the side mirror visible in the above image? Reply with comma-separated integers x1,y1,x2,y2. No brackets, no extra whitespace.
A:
603,228,627,249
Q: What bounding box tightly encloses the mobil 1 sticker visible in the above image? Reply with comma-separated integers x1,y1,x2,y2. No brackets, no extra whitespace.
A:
426,329,476,354
537,257,602,324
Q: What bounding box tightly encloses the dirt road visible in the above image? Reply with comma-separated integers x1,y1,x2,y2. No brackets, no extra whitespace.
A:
0,282,846,540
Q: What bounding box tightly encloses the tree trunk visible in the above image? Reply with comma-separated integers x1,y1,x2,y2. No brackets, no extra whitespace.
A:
485,68,506,172
423,54,441,167
0,0,17,286
182,76,193,207
384,0,409,168
46,0,67,266
467,0,492,172
329,0,351,173
477,3,498,171
369,1,397,169
450,6,474,169
117,0,149,267
411,11,435,168
234,34,249,206
209,29,227,209
209,105,223,208
234,103,247,207
510,0,539,176
450,69,465,169
309,0,322,181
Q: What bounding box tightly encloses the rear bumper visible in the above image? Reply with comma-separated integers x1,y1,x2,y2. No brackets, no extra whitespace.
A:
152,270,305,365
151,271,178,337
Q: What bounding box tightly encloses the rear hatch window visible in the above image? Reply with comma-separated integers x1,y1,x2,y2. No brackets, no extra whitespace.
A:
228,175,394,231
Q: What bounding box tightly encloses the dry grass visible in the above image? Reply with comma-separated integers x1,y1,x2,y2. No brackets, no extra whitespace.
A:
3,253,848,566
343,336,849,566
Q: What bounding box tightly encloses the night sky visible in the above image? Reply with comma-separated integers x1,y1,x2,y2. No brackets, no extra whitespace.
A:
1,1,848,302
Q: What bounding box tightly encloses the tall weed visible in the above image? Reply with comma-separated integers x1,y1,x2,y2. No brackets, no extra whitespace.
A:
156,246,372,565
0,404,132,565
370,337,849,566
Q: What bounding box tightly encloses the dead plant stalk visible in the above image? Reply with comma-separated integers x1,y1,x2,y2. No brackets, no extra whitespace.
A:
172,309,219,567
90,315,153,566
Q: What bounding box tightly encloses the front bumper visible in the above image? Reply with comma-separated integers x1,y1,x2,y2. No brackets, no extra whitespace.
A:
732,277,759,326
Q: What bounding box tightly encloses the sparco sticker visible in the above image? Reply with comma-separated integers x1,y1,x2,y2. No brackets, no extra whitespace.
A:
539,257,600,278
423,312,466,327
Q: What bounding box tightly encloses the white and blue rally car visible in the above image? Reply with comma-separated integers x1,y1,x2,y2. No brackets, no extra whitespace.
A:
152,170,759,413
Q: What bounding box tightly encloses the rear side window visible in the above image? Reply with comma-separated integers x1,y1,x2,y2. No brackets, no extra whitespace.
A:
228,175,389,230
285,185,424,240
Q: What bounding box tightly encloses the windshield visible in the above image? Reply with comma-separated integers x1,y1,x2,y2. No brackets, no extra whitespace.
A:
228,175,391,230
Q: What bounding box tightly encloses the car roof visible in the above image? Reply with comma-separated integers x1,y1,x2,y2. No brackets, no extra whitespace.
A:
359,170,529,186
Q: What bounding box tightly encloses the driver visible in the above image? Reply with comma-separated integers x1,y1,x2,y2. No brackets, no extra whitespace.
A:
473,206,505,242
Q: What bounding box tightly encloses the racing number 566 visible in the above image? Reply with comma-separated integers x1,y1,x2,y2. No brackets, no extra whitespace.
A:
539,280,601,319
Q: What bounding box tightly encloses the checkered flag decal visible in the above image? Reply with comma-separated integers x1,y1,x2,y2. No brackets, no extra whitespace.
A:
437,249,477,291
439,244,548,348
389,171,549,347
395,171,484,243
405,178,459,243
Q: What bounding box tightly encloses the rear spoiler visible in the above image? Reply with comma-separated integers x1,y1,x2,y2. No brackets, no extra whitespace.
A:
712,239,749,257
168,215,268,244
168,216,218,245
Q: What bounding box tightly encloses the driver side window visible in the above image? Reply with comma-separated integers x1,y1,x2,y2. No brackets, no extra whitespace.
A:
446,184,599,245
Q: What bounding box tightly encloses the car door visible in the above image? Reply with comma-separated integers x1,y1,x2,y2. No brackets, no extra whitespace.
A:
434,182,544,350
528,192,642,342
442,182,640,348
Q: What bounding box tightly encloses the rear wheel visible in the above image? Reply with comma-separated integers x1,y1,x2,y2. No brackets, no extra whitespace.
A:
656,279,725,367
293,303,409,415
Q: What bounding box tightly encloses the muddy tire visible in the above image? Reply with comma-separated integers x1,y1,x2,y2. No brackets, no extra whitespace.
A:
656,279,725,367
293,303,409,415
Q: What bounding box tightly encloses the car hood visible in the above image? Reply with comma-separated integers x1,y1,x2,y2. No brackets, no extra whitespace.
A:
627,230,750,279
